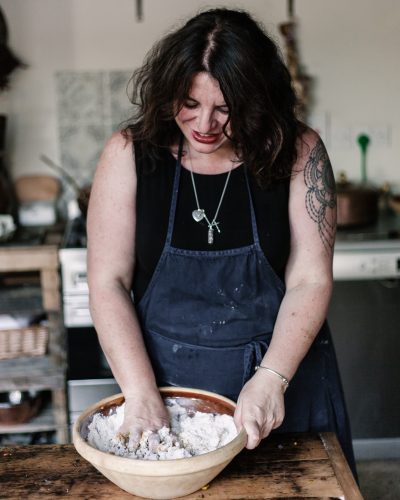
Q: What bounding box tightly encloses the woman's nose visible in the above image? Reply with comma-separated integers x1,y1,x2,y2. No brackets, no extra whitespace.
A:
196,109,215,133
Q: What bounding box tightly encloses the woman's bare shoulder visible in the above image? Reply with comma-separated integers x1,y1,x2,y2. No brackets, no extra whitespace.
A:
89,130,136,217
294,125,325,166
100,129,135,163
91,130,136,189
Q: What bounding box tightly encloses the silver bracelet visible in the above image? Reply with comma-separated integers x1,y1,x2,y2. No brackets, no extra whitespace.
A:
255,365,289,390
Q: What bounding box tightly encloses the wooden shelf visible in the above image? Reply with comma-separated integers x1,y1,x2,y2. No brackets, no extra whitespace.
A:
0,356,66,392
0,244,59,271
0,244,61,311
0,284,43,315
0,405,59,435
0,235,68,443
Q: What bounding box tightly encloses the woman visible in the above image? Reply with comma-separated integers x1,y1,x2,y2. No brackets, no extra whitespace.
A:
87,8,356,473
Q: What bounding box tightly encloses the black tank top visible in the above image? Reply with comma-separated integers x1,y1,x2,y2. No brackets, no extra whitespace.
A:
133,143,291,302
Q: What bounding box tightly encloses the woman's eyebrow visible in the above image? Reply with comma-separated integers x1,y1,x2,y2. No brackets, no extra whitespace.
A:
185,96,228,107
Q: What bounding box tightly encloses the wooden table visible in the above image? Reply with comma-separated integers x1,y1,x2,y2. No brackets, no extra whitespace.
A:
0,433,362,499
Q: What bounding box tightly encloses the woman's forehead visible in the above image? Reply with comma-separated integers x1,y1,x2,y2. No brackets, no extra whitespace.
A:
187,72,225,99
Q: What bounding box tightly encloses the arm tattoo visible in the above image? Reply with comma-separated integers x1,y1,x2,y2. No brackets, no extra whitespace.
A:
304,139,336,253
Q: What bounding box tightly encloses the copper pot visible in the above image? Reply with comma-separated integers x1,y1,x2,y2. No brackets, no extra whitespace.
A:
0,390,42,425
336,173,380,227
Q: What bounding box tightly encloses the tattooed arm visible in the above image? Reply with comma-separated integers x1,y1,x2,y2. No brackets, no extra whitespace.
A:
303,135,336,253
261,128,337,373
235,128,336,448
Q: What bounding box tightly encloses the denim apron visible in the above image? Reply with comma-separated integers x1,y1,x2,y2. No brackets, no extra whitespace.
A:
136,143,356,473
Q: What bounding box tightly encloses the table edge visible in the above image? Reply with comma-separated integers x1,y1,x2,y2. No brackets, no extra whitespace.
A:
319,432,363,500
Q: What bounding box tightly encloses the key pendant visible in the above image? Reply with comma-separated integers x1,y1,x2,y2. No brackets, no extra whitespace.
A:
207,226,214,245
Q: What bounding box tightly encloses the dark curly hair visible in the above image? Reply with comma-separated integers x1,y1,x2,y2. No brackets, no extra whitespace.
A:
125,8,303,187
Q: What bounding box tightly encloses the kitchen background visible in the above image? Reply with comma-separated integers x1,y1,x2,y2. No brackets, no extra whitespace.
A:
0,1,400,498
0,0,399,189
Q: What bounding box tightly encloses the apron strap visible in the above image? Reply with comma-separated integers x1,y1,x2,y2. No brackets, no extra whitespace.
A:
164,136,184,247
242,339,269,386
243,168,261,247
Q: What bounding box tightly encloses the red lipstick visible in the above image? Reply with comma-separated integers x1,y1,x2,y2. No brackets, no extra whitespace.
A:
192,130,220,144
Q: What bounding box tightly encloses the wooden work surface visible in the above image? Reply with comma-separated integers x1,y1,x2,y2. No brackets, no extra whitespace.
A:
0,432,362,500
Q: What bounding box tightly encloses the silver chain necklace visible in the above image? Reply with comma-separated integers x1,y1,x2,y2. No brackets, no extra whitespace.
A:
187,147,233,245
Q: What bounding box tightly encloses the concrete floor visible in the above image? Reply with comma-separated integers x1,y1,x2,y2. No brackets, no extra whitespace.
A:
357,460,400,500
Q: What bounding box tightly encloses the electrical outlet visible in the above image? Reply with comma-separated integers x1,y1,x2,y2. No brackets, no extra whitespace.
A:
331,125,353,150
360,125,392,148
332,124,392,150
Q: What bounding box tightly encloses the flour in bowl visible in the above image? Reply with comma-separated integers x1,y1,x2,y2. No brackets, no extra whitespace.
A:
87,398,237,460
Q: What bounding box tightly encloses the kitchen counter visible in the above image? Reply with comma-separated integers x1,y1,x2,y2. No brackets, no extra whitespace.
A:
0,432,362,499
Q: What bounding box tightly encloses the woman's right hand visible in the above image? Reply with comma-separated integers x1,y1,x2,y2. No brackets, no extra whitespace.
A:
118,388,170,445
234,369,285,449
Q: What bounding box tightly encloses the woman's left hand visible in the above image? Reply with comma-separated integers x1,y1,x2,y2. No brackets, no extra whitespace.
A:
234,370,285,449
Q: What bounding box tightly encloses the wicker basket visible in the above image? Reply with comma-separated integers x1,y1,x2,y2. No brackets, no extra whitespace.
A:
0,325,48,360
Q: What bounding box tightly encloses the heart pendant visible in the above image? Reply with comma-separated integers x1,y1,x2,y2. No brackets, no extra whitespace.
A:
192,209,205,222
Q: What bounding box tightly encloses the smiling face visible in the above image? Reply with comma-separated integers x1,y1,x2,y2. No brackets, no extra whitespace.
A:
175,72,232,156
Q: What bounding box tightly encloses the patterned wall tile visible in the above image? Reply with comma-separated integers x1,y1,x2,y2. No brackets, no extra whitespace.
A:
109,70,133,131
55,70,132,188
56,71,105,126
58,124,106,185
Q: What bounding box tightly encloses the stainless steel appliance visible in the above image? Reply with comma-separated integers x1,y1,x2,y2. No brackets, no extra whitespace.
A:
330,214,400,459
60,213,400,456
